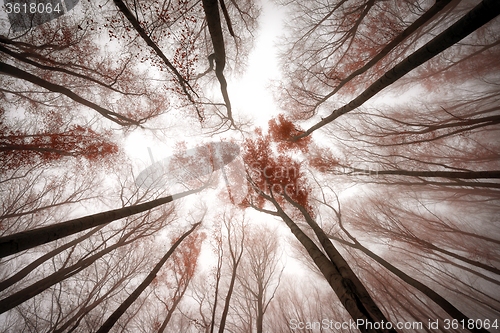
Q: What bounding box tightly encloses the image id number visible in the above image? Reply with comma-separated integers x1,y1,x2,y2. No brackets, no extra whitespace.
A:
5,2,62,14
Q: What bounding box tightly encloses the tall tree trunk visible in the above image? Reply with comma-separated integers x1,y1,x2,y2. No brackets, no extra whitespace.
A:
201,0,234,126
283,193,392,328
0,225,104,291
209,246,223,333
256,283,263,333
258,193,395,333
327,233,489,333
315,0,454,108
0,186,205,258
296,0,500,139
0,226,142,314
217,225,244,333
96,222,201,333
340,168,500,179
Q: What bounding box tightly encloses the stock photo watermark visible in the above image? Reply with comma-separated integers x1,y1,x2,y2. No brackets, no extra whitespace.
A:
289,318,498,331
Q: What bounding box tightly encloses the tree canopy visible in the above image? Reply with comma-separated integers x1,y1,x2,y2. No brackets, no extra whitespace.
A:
1,0,499,332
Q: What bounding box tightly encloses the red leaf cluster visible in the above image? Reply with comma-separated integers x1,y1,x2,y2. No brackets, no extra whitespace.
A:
0,125,119,171
268,114,311,153
243,124,311,209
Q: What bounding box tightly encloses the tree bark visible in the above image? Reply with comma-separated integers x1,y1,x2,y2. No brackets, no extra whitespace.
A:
260,193,395,333
0,186,206,258
96,222,201,333
296,0,500,139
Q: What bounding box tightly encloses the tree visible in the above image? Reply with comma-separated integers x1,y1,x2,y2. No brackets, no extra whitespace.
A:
1,0,499,331
234,224,284,333
154,230,206,333
217,210,246,333
0,183,208,258
321,189,491,332
293,0,500,139
96,221,202,333
242,123,394,332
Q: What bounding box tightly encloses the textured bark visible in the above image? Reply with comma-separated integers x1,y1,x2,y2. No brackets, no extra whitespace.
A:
327,234,490,333
261,193,395,333
296,0,500,139
0,186,205,258
96,222,201,333
315,0,454,108
0,62,139,126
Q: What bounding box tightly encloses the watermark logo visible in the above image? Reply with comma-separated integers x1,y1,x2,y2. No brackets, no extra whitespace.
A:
135,141,247,204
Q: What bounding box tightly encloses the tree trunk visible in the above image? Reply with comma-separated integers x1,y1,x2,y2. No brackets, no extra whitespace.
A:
283,193,392,328
96,222,201,333
0,186,205,258
202,0,234,125
264,194,395,333
0,226,141,314
342,168,500,179
0,225,104,292
157,288,186,333
297,0,500,139
217,233,244,333
256,284,263,333
316,0,454,108
328,234,489,333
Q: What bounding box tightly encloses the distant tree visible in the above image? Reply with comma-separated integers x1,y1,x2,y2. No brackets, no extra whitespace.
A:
96,221,202,333
242,122,394,332
217,210,246,333
234,224,284,333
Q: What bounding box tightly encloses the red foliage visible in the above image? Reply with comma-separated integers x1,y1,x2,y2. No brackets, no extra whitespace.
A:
309,146,339,173
268,114,311,153
158,231,206,290
242,128,311,210
0,125,119,171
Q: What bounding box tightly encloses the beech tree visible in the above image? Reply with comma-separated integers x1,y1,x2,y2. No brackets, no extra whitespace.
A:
232,224,284,333
1,0,499,332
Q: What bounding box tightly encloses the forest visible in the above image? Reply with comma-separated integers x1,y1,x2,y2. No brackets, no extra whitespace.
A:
0,0,499,332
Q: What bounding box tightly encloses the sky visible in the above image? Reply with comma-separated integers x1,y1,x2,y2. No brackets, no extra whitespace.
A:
2,0,500,330
124,0,286,170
